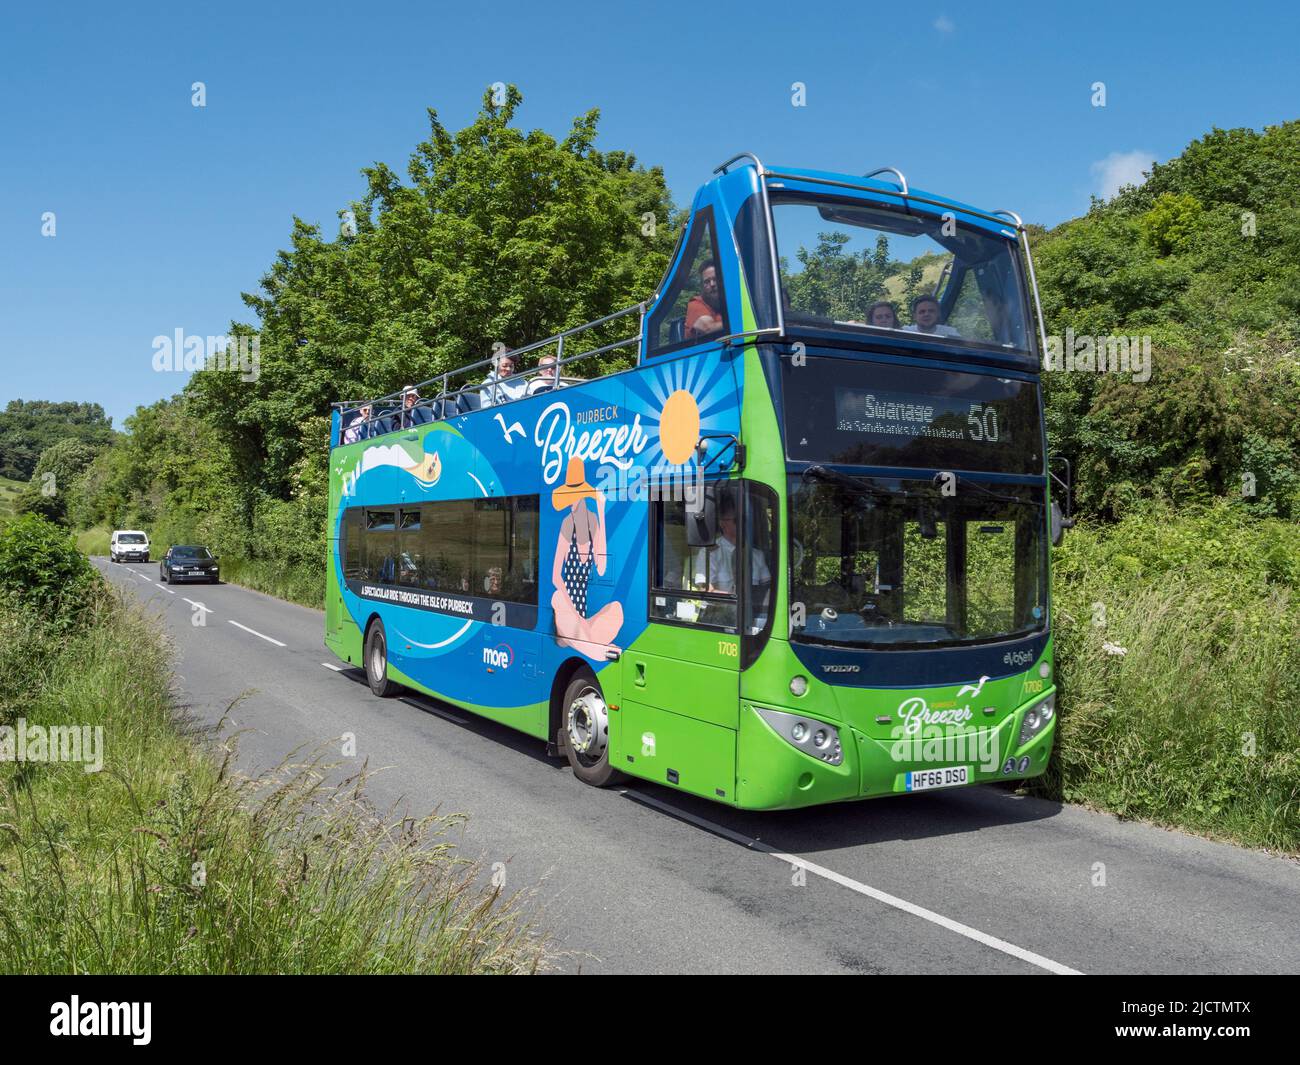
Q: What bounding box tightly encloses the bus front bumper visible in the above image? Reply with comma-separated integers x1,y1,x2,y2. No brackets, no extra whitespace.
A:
735,697,1056,811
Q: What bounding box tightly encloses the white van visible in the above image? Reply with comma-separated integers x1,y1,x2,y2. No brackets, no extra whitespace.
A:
110,530,151,563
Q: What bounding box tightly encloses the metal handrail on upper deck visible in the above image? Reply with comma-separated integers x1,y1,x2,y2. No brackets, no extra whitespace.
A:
337,302,646,440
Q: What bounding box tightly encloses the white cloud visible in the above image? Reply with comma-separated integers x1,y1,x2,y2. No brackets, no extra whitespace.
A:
1090,150,1156,199
933,15,955,33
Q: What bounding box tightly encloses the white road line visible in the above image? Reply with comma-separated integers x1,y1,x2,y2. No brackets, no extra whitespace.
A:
182,598,209,611
227,619,286,647
162,587,175,594
624,790,1083,976
321,662,344,672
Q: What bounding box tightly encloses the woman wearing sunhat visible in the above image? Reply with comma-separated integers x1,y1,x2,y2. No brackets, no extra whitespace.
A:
551,457,623,660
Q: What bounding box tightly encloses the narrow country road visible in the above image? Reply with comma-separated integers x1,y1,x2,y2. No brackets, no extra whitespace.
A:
93,558,1300,975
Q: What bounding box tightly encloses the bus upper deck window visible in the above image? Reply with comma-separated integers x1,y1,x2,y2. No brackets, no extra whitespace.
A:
647,206,729,357
772,196,1030,352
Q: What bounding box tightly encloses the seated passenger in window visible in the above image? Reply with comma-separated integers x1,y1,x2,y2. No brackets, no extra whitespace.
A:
902,295,961,337
343,404,374,443
691,495,769,595
399,386,433,428
867,301,900,329
527,354,562,395
684,261,725,341
480,352,529,406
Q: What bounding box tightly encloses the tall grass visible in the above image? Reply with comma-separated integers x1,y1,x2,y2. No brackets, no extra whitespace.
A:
0,594,548,973
75,524,111,556
0,475,22,519
1040,501,1300,853
215,556,324,609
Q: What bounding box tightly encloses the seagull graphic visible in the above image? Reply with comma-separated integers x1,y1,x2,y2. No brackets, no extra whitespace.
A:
494,412,525,443
956,675,990,699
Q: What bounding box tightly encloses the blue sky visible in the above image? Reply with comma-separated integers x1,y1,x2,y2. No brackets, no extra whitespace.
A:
2,0,1296,432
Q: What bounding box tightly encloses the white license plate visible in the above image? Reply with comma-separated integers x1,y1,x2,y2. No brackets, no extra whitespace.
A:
905,765,971,792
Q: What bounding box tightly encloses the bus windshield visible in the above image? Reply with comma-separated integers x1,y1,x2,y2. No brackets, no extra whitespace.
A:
772,194,1031,352
789,475,1047,650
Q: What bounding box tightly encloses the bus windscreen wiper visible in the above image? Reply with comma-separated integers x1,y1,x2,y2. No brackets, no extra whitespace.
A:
803,465,913,500
933,472,1042,507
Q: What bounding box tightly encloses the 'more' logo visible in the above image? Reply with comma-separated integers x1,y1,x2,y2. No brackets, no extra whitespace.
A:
483,644,513,670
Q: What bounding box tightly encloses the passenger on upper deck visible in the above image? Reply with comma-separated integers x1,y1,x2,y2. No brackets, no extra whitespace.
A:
480,352,528,407
342,403,374,444
528,354,561,395
685,260,725,341
903,295,960,338
399,386,433,428
867,301,900,329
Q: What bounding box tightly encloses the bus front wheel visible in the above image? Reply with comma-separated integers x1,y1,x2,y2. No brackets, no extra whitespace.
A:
561,670,621,788
364,621,397,698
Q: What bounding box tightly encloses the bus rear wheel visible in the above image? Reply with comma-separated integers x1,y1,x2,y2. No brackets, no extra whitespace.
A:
364,620,397,697
561,670,621,787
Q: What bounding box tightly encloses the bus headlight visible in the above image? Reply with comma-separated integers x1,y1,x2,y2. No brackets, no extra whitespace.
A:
1018,693,1056,746
789,675,808,697
754,706,843,767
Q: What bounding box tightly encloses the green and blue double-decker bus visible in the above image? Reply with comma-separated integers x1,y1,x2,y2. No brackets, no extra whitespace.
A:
325,154,1064,810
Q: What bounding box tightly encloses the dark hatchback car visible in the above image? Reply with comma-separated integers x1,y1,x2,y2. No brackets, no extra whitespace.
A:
159,545,220,584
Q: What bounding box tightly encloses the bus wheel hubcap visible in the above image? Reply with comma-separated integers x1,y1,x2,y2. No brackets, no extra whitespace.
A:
567,690,608,759
370,639,384,679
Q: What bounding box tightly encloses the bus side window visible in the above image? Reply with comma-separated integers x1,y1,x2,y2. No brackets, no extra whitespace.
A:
365,510,397,583
341,508,365,581
646,206,729,357
742,487,777,638
649,491,738,632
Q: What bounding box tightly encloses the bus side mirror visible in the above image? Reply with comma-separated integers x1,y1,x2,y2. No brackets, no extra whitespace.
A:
1050,499,1076,546
687,489,718,547
1048,454,1076,546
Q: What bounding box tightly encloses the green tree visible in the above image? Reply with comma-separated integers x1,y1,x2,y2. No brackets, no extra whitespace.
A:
0,400,114,481
17,438,101,525
188,86,678,503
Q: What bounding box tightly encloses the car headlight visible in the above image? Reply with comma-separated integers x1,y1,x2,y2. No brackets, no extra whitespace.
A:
1018,692,1056,746
754,705,843,766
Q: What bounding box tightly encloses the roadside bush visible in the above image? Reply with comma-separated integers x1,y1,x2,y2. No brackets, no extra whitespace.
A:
0,513,102,627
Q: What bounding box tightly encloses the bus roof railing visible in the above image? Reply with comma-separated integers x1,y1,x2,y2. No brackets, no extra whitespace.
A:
337,302,646,437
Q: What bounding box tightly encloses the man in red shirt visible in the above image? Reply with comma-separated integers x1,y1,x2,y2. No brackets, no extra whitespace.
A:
685,260,725,340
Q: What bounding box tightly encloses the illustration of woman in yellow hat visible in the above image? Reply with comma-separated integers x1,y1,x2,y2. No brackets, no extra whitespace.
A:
551,456,622,660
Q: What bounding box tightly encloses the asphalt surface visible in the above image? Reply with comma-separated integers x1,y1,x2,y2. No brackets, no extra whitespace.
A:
93,557,1300,974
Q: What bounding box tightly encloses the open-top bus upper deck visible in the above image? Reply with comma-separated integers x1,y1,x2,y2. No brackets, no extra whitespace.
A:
331,154,1048,443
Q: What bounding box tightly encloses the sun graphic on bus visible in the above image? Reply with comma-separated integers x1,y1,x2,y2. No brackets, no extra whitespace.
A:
658,389,700,464
628,352,738,468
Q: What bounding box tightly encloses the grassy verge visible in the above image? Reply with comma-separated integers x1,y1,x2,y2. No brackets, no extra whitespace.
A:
0,476,23,519
75,524,111,556
1039,501,1300,853
0,589,548,973
214,555,324,609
